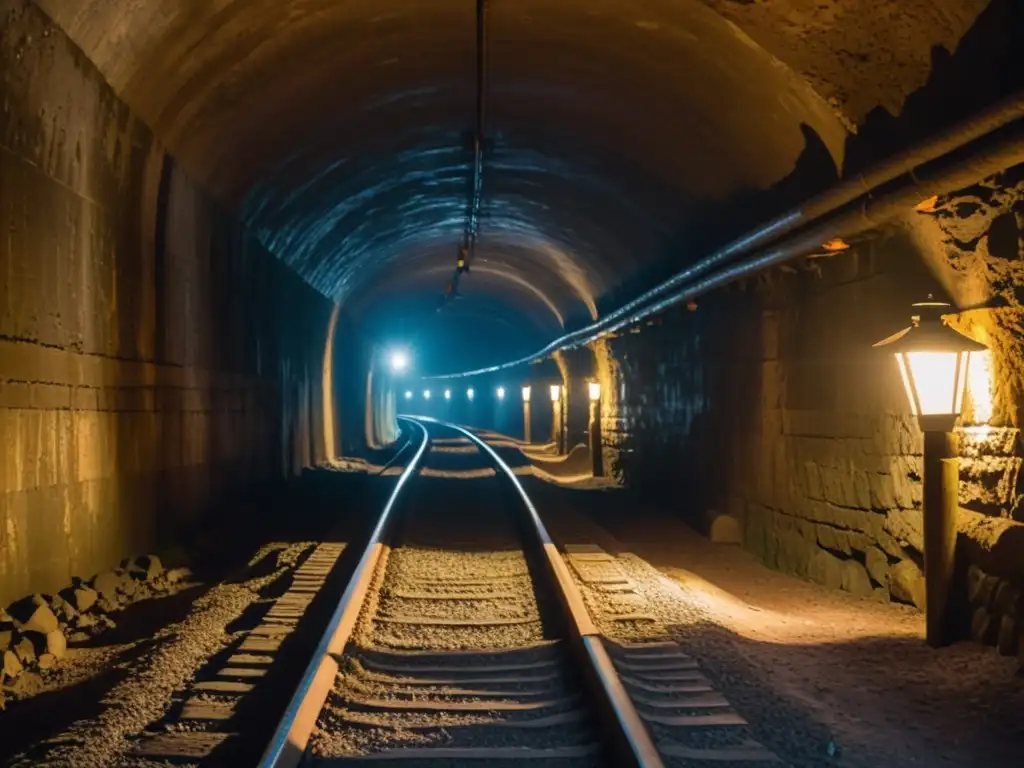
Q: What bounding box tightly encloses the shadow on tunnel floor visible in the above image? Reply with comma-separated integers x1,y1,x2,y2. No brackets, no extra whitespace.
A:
665,620,1024,768
519,480,1024,768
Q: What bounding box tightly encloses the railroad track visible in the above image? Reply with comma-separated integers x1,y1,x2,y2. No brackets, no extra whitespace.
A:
257,417,661,767
107,417,778,767
11,420,778,767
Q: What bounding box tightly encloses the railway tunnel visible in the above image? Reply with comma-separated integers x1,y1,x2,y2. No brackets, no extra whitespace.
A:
2,0,1024,765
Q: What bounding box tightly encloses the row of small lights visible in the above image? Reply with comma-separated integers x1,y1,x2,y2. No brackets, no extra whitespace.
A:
403,383,601,402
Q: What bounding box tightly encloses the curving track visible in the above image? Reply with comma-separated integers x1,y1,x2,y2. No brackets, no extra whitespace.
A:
258,417,661,767
258,417,782,767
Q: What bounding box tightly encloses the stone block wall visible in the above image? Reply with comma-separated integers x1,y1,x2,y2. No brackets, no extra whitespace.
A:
601,227,1003,608
0,1,337,605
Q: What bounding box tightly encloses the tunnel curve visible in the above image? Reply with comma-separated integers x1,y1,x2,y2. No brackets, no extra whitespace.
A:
37,0,852,371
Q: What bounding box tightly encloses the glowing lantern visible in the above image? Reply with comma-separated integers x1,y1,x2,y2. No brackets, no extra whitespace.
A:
588,381,601,401
549,385,561,402
521,386,531,403
873,298,986,431
873,296,988,648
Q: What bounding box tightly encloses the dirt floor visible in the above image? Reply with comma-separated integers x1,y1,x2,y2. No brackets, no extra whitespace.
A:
585,502,1024,768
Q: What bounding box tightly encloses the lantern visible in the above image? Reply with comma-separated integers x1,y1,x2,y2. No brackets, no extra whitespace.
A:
873,296,988,647
873,298,986,432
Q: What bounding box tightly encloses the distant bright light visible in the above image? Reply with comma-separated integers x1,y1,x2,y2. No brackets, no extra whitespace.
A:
497,387,506,400
423,389,431,400
404,390,413,400
588,381,601,401
388,349,409,373
522,386,531,403
467,388,475,400
550,384,561,402
444,389,451,400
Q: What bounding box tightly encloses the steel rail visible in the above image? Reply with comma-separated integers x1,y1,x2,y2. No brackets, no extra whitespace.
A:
411,415,665,768
423,91,1024,380
257,417,430,768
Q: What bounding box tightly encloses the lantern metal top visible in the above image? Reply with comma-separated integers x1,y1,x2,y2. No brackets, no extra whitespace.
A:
872,297,987,354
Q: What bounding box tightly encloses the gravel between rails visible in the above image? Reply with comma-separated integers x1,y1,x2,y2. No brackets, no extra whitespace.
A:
307,446,606,766
9,542,316,768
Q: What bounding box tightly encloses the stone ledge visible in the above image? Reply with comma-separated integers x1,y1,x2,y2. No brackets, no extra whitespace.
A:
959,508,1024,581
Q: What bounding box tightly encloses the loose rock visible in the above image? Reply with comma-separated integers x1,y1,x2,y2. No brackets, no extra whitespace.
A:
6,595,59,635
92,571,130,602
126,554,164,581
60,585,99,613
707,511,742,544
46,630,67,659
13,636,35,665
3,649,23,678
165,567,193,584
38,653,57,669
890,559,925,610
49,596,78,624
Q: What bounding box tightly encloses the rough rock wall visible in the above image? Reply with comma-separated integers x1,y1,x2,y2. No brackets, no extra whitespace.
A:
0,1,336,605
701,0,989,128
602,226,995,608
911,164,1024,654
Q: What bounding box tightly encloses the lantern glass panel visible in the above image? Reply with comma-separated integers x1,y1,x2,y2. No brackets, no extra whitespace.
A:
955,351,971,414
905,351,960,415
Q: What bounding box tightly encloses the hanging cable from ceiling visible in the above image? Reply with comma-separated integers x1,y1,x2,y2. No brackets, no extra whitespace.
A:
439,0,489,310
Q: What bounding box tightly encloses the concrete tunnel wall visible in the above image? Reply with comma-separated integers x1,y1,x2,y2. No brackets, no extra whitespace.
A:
0,2,370,606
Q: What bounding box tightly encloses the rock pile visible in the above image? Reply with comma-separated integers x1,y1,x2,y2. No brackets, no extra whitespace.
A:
0,554,192,707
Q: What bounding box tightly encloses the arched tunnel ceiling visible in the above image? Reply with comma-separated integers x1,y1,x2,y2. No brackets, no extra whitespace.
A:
38,0,989,371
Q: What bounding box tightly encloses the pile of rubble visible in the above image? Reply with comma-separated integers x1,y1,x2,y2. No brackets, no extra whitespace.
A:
0,555,191,707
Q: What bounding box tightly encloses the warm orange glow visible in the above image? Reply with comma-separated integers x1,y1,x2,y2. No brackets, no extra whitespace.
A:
588,381,601,401
967,349,993,424
895,355,917,416
549,384,561,402
822,238,849,251
522,386,531,403
902,351,963,416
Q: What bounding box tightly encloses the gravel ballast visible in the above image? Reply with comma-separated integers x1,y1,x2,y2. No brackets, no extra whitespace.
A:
308,451,605,765
5,542,317,767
